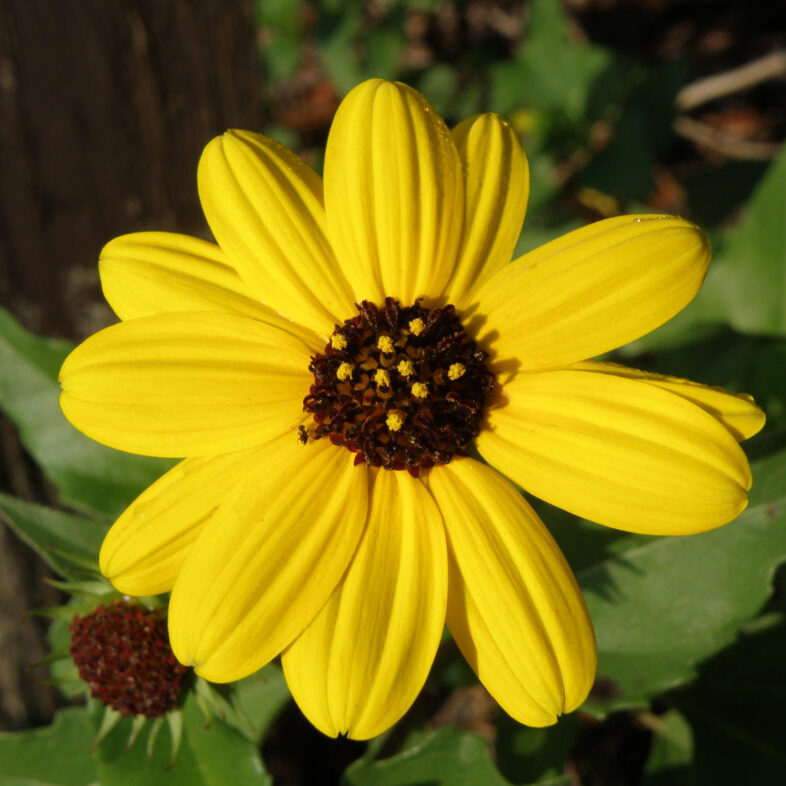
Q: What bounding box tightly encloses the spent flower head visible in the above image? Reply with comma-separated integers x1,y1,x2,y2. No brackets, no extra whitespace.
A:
59,79,764,739
70,601,188,718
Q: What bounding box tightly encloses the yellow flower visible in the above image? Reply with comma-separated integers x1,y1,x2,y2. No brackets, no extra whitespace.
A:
58,79,764,741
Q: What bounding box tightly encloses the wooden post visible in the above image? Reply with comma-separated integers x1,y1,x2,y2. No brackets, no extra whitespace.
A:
0,0,264,729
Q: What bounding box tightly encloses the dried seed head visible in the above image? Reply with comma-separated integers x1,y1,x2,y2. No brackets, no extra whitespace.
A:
70,602,188,718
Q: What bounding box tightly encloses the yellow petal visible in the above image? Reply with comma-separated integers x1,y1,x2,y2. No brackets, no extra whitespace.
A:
473,215,711,372
478,369,752,535
428,458,595,726
571,361,765,442
100,447,269,596
98,232,322,353
168,436,369,682
198,130,355,337
324,79,464,305
282,470,447,740
445,114,529,306
59,311,311,458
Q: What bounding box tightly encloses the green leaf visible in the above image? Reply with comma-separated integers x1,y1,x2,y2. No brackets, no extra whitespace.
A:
186,666,289,746
316,4,365,93
363,28,405,82
496,714,578,785
642,710,693,786
746,443,786,507
3,655,272,783
674,614,786,784
709,145,786,336
0,707,97,786
262,36,301,81
417,65,459,118
521,152,562,219
0,698,272,786
523,778,572,786
343,727,512,786
255,0,302,31
646,614,786,785
0,307,173,517
490,0,610,122
256,0,305,81
578,61,684,199
684,160,769,226
0,492,107,578
46,613,86,697
573,451,786,716
230,663,291,743
91,693,271,785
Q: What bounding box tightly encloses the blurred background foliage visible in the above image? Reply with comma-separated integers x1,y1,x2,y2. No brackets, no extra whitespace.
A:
0,0,785,784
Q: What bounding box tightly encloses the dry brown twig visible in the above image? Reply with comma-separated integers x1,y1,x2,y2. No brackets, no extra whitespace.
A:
674,49,786,159
673,116,781,160
676,49,786,111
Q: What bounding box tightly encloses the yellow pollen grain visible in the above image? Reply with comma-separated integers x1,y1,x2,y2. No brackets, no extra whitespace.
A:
336,362,353,381
377,335,395,353
374,369,391,388
411,381,429,399
447,362,466,380
408,318,426,336
386,411,404,432
397,359,415,377
330,334,348,350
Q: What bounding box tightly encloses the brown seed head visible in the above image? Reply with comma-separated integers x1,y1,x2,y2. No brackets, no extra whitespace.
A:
70,601,188,718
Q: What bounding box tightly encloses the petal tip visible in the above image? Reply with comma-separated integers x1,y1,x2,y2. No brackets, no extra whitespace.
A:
747,404,767,439
200,131,227,159
222,128,263,150
344,77,389,100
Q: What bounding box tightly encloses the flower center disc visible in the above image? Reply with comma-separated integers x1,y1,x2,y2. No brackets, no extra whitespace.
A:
301,298,496,476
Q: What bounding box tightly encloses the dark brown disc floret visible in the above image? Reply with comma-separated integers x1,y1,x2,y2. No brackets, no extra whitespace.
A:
301,298,496,476
70,601,189,718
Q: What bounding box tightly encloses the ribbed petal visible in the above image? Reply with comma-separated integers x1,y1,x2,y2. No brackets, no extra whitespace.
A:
428,458,595,727
198,130,355,337
473,215,711,373
282,470,447,740
324,79,464,305
444,114,529,306
100,447,269,596
168,435,369,682
477,369,752,535
98,232,322,352
59,311,311,458
571,361,765,442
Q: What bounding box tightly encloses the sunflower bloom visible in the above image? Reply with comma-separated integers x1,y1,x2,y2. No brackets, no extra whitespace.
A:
59,79,764,740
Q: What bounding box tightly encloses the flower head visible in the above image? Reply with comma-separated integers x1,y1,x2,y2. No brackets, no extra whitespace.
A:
71,601,188,718
59,79,764,740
